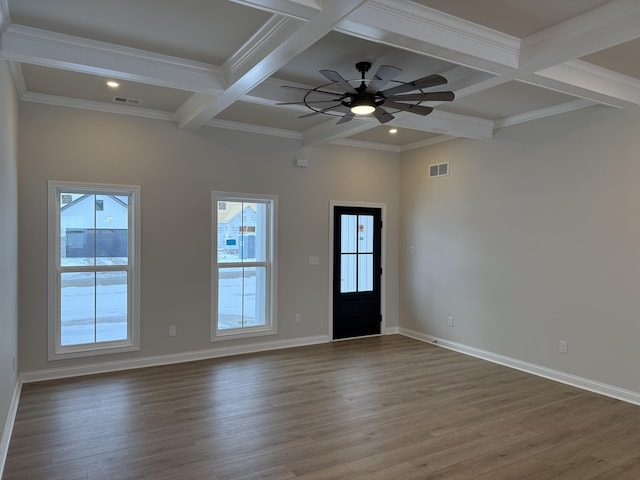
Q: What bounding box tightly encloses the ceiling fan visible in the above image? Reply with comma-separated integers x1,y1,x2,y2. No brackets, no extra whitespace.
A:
278,61,455,125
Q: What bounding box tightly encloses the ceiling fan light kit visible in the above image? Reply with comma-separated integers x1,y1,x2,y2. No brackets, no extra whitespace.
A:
279,61,455,125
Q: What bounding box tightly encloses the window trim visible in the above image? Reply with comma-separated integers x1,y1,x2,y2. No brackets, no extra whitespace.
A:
47,181,141,360
211,191,278,341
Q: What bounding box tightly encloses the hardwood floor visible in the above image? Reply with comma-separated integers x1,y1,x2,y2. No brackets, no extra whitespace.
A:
5,335,640,479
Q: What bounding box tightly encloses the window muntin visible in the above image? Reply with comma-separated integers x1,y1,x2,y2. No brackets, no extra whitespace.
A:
213,193,277,340
49,182,140,359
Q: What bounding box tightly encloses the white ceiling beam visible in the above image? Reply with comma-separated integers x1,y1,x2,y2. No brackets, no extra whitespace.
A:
336,0,520,74
0,24,225,94
177,0,369,130
391,111,493,140
228,0,320,20
529,60,640,107
520,0,640,73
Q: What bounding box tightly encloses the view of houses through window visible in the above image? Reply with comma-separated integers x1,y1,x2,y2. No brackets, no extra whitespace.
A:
49,182,139,357
213,192,276,338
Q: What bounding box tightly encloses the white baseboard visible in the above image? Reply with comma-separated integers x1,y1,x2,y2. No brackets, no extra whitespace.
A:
400,328,640,406
21,335,330,383
0,377,21,479
383,326,399,334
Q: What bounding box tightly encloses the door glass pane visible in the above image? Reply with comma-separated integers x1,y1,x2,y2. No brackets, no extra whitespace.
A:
96,271,128,342
60,271,96,346
341,254,357,293
341,215,357,253
357,215,373,253
218,267,243,329
358,253,374,292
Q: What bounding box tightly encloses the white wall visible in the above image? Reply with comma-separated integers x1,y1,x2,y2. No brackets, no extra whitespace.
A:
18,103,400,373
400,105,640,393
0,59,19,459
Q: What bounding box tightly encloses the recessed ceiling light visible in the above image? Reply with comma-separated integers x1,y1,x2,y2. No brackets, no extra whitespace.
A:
106,80,120,88
389,128,398,134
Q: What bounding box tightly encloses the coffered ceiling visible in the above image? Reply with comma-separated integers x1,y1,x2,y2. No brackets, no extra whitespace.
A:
2,0,640,151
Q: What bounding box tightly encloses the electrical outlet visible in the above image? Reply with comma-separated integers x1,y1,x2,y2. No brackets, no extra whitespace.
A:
409,246,414,255
169,325,177,337
559,340,568,354
295,313,302,324
447,316,454,327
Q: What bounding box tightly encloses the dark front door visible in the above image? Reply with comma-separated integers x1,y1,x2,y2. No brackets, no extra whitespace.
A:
333,206,382,339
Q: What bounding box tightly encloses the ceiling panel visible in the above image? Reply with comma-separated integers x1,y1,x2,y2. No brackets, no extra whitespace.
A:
7,0,270,64
438,81,578,120
582,39,640,81
275,31,462,87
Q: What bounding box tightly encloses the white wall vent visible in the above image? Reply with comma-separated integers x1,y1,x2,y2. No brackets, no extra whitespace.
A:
429,162,449,178
112,96,142,106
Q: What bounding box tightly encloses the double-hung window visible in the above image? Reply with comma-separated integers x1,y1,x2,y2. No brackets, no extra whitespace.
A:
212,192,277,340
48,181,140,359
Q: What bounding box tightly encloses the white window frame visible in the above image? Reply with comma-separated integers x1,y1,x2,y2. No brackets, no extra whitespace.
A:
48,181,141,360
212,191,277,341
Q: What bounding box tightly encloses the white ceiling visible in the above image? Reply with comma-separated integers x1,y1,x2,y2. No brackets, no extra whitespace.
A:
2,0,640,151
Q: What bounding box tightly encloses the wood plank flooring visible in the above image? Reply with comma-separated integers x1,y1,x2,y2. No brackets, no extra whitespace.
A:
5,335,640,479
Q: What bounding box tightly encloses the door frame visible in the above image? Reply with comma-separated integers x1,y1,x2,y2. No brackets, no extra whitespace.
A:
328,201,386,341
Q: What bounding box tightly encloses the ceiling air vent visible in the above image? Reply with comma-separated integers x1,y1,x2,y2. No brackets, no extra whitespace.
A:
429,162,449,178
112,96,142,106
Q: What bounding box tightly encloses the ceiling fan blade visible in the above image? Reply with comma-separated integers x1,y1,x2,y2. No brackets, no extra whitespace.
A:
276,99,342,105
282,85,342,96
381,74,448,96
298,105,340,118
387,91,455,102
373,106,394,124
320,70,357,94
365,65,402,93
336,112,355,124
384,100,434,116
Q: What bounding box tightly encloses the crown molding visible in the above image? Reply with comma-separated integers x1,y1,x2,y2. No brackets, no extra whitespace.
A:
204,117,302,140
400,134,457,152
7,60,25,97
21,92,177,122
493,99,596,130
1,24,225,94
330,138,401,152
